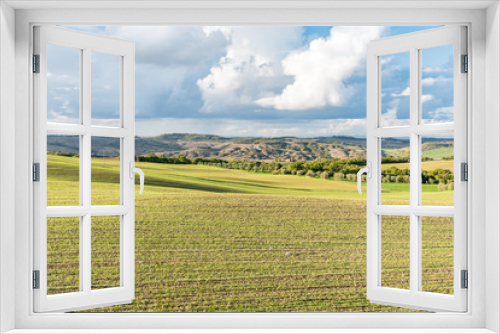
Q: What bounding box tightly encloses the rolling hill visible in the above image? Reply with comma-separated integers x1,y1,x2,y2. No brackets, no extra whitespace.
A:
47,133,453,162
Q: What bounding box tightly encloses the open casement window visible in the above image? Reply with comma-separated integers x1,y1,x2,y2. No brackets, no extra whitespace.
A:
364,26,467,312
33,26,137,312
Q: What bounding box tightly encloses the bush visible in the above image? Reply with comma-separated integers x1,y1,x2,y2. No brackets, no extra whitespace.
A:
306,170,316,178
296,170,304,176
438,182,447,191
346,173,357,181
448,182,454,190
320,171,331,179
334,173,345,181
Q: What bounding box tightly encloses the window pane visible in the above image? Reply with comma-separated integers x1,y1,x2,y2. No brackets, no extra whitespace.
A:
421,134,454,206
381,137,410,205
381,215,410,290
421,45,454,124
91,215,121,290
380,52,410,127
91,52,121,127
91,137,121,206
47,217,80,295
421,216,454,295
47,44,80,124
47,135,80,206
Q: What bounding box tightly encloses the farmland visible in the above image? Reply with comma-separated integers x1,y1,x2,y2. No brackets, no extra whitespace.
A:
46,155,454,312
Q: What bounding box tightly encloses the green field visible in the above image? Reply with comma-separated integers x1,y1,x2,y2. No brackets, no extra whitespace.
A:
46,155,454,312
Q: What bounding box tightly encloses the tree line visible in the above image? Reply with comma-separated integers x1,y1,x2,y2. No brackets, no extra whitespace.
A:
137,154,454,186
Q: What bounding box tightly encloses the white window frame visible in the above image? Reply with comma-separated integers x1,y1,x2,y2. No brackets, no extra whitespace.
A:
1,1,499,333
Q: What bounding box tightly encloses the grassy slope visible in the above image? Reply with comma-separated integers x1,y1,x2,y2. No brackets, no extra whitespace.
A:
421,147,454,159
46,155,454,312
47,155,453,204
382,159,454,172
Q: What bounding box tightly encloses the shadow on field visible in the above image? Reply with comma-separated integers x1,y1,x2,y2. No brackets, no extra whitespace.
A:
200,177,309,192
139,175,253,193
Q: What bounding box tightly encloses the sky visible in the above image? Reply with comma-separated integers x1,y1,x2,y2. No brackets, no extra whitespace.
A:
47,25,454,138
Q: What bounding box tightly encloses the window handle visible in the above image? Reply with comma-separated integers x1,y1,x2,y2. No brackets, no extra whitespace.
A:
357,162,371,195
129,162,145,195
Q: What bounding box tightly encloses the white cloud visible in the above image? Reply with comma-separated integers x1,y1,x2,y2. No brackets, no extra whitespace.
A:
380,55,394,65
197,26,303,113
422,76,451,86
391,87,410,97
105,26,229,67
423,106,454,123
203,26,232,39
380,99,411,127
423,67,452,74
390,90,432,103
421,94,434,103
256,26,387,111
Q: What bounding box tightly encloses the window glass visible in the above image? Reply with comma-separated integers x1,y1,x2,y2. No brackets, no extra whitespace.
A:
91,52,121,127
421,45,454,124
91,137,121,206
47,44,80,124
91,215,121,290
381,215,410,290
47,217,80,295
381,52,410,127
421,134,454,206
421,216,454,295
47,135,80,206
381,137,410,205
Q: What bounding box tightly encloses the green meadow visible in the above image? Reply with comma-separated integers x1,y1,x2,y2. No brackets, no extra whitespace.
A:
46,155,454,312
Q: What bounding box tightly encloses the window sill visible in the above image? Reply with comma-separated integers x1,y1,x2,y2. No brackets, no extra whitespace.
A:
3,330,497,334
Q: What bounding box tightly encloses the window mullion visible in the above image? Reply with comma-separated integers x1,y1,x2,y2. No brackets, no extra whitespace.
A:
81,47,92,294
409,47,420,295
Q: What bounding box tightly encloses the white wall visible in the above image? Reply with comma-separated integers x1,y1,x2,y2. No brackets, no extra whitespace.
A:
486,2,500,333
2,3,494,332
0,2,16,333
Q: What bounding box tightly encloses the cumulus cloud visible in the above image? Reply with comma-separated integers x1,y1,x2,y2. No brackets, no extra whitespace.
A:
380,55,394,65
380,99,413,127
421,94,434,103
390,89,432,103
110,26,228,67
197,26,303,113
424,106,454,123
255,26,387,111
423,67,452,74
422,76,451,86
59,25,447,138
391,87,410,97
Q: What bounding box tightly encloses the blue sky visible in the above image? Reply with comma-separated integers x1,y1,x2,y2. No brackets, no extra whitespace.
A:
48,25,453,137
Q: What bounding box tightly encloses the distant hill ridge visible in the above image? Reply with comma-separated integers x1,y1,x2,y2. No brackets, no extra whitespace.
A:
48,133,451,162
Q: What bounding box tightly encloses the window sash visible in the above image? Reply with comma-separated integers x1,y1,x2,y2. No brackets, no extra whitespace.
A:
366,26,467,312
32,25,136,313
